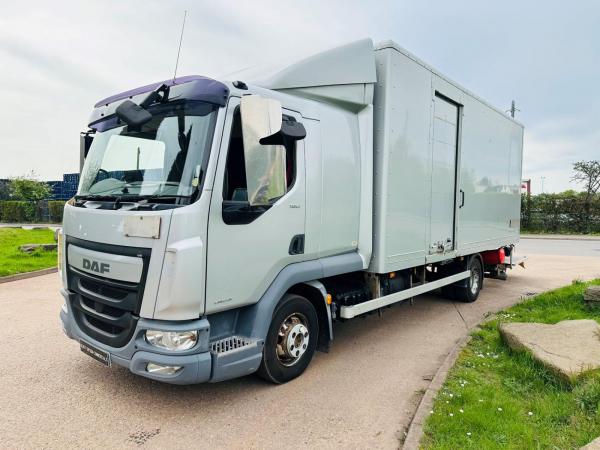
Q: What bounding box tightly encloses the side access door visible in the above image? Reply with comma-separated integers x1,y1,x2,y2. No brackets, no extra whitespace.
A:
429,93,460,254
205,97,307,313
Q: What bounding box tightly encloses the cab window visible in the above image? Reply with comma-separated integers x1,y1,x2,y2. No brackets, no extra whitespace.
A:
223,110,296,203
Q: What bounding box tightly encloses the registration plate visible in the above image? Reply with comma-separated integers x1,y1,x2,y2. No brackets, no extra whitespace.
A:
80,340,111,367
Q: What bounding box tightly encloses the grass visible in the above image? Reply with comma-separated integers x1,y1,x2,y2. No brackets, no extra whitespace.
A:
0,228,58,277
422,280,600,449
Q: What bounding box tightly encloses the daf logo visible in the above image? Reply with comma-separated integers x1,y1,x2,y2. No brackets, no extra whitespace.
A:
82,258,110,274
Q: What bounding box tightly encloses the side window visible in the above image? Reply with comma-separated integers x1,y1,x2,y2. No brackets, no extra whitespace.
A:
223,110,296,202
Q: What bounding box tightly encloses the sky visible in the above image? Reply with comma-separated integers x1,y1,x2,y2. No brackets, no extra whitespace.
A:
0,1,598,194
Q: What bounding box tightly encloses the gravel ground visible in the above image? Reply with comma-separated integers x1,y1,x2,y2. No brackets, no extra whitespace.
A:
0,250,598,449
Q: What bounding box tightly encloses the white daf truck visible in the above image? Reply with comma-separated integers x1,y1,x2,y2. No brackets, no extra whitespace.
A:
59,39,523,384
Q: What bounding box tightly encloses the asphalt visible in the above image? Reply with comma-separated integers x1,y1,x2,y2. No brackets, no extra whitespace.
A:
518,237,600,258
0,241,599,449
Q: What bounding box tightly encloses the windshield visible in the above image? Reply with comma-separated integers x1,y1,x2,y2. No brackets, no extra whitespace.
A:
78,101,217,200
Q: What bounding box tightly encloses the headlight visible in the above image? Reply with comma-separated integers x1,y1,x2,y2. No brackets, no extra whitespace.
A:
145,330,198,351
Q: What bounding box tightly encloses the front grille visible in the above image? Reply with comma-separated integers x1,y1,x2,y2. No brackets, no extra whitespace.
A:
66,237,151,348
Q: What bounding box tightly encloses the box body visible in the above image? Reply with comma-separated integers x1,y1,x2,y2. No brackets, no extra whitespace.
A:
369,42,523,273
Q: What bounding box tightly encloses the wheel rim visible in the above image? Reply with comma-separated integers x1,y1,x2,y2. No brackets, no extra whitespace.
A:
470,264,481,295
276,313,310,367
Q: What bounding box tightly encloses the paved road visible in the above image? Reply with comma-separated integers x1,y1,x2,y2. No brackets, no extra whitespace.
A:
518,237,600,257
1,250,599,449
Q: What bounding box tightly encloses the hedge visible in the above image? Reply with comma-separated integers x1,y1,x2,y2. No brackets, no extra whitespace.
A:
521,192,600,234
0,201,35,222
47,201,66,223
0,200,65,223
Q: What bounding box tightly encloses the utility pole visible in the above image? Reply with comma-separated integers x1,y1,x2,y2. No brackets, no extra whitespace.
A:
507,100,520,118
541,176,546,194
522,178,531,196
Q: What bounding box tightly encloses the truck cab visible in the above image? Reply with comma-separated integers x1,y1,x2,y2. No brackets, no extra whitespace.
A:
60,39,375,383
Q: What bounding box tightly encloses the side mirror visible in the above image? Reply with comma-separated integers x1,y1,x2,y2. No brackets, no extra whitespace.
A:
115,100,153,128
240,95,286,206
260,117,306,146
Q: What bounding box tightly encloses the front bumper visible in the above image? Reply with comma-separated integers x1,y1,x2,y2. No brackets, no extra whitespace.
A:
60,289,263,384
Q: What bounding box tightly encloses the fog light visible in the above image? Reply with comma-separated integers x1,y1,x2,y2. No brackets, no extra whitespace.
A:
146,363,182,375
145,330,198,351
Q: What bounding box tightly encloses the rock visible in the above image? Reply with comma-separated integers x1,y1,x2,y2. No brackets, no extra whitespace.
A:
19,244,58,254
581,436,600,449
499,319,600,383
584,286,600,308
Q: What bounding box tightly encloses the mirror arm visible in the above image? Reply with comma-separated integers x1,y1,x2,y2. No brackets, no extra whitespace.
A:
140,84,170,108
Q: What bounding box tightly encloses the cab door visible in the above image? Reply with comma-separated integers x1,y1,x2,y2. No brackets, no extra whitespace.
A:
205,97,306,314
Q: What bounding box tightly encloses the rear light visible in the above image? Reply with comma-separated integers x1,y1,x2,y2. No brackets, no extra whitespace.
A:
482,248,506,265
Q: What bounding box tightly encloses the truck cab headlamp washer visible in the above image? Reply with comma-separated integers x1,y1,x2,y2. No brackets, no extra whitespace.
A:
145,330,198,351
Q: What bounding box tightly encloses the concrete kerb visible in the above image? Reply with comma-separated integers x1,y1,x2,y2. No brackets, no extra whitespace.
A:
521,234,600,242
0,267,58,284
402,334,472,449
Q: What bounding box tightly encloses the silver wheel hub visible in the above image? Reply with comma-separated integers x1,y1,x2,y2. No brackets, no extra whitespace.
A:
470,267,480,294
276,314,310,367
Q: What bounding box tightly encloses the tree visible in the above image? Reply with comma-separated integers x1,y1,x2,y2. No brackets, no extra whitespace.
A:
572,161,600,233
9,173,51,202
572,160,600,196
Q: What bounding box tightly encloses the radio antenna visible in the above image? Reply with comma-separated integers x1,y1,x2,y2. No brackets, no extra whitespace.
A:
172,10,188,83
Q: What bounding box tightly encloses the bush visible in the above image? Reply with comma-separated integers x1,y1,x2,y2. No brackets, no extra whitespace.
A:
0,200,65,223
0,201,35,222
48,201,66,223
9,177,51,202
521,191,600,234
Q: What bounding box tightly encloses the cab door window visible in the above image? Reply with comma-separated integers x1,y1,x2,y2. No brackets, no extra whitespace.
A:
222,110,296,203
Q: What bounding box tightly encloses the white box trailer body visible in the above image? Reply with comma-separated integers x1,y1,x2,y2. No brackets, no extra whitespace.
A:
371,41,523,274
60,38,523,385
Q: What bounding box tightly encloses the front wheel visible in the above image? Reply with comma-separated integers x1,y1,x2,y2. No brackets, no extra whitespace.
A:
257,294,319,384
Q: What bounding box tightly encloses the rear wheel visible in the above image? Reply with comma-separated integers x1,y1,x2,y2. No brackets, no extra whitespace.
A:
453,256,483,303
258,294,318,384
441,256,483,302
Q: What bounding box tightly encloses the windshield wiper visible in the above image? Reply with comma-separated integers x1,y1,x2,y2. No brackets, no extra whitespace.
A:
75,194,120,201
116,194,191,202
74,193,192,210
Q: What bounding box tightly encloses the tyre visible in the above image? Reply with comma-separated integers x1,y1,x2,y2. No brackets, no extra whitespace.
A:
453,256,483,303
258,293,319,384
441,284,457,300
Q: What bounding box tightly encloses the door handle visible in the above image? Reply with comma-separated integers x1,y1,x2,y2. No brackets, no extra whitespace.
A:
288,234,305,255
459,189,465,208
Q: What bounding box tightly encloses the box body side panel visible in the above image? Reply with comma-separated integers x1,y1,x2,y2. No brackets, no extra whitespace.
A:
370,47,523,273
370,48,433,273
455,95,523,251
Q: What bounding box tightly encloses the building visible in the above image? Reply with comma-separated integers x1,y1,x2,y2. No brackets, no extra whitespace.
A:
47,173,80,200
